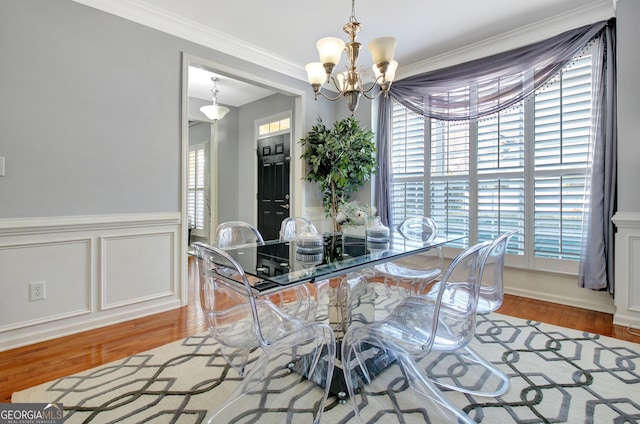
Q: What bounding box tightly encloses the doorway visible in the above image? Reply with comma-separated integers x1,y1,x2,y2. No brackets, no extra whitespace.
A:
256,114,293,240
257,133,290,240
180,53,307,300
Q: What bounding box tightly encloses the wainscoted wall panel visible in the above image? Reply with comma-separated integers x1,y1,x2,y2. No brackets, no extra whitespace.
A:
612,212,640,326
0,213,184,351
630,237,640,312
0,239,91,330
101,232,174,310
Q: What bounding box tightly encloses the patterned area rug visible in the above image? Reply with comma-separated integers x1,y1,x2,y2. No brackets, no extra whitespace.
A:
12,313,640,423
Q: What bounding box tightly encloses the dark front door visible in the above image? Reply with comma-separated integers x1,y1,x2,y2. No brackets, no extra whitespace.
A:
257,133,290,240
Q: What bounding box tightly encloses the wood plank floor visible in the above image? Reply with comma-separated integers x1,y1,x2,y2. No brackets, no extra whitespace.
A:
2,256,639,403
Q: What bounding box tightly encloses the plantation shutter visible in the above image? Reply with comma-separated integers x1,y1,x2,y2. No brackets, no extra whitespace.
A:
430,119,470,247
187,144,206,232
390,102,425,227
476,102,526,254
533,54,592,260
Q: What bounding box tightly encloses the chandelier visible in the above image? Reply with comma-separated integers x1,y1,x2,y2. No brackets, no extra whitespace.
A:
200,77,230,121
305,0,398,114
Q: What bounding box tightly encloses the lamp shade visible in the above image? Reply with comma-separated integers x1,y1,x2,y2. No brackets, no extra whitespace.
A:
372,59,398,82
316,37,345,65
200,104,230,121
368,36,397,65
306,62,327,85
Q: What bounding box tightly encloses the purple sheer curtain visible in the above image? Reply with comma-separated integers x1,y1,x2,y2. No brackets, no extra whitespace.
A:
578,21,617,294
388,21,607,121
375,19,617,293
374,98,392,227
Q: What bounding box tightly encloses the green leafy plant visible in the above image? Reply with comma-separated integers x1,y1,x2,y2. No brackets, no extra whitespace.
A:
299,117,377,231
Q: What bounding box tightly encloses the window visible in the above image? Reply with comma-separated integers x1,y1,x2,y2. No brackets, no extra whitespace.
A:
187,143,207,234
258,117,290,136
390,50,594,273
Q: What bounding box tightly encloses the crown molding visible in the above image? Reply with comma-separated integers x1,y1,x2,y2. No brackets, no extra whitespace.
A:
73,0,614,85
72,0,307,82
398,0,615,79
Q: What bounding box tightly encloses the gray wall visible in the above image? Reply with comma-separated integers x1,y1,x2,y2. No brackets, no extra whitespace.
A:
215,109,241,223
2,0,634,230
0,0,329,220
616,0,640,212
188,122,210,148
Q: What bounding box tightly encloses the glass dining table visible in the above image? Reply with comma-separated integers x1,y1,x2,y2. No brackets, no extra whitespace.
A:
220,232,463,295
217,231,465,401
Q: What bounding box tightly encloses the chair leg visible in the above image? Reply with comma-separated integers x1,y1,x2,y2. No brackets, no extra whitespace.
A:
207,324,336,424
342,337,475,424
219,345,251,377
398,354,476,424
421,344,510,397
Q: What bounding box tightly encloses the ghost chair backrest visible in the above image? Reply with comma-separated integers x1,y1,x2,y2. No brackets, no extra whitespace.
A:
429,240,492,352
192,242,266,345
396,216,439,242
215,221,264,249
477,229,519,314
279,217,317,241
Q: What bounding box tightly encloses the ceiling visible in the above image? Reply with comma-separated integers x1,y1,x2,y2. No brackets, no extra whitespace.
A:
188,66,275,107
75,0,615,107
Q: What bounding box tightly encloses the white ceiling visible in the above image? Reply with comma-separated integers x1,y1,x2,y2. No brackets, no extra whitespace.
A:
75,0,615,107
188,66,275,107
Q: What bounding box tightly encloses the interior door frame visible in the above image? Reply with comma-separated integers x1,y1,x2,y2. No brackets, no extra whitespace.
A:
179,52,306,305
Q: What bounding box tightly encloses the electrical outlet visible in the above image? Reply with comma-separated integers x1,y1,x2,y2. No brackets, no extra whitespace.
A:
29,281,46,301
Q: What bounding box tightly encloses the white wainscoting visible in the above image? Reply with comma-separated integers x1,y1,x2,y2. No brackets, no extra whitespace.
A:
0,213,183,351
612,212,640,327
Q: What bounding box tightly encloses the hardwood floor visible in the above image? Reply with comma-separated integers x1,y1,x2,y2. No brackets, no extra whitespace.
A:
1,256,639,403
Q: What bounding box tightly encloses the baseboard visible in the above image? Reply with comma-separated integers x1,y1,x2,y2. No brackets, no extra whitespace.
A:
0,299,181,352
505,287,616,315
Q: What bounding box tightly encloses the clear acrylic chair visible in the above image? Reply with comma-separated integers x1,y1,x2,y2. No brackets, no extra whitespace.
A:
421,230,518,397
193,242,336,424
372,216,444,296
215,220,265,248
216,220,313,321
278,217,333,323
476,229,519,314
279,216,317,241
341,240,492,424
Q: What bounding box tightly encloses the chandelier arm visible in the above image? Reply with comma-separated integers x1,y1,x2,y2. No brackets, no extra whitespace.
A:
360,80,381,94
327,75,347,94
316,90,344,102
357,74,388,99
361,88,385,101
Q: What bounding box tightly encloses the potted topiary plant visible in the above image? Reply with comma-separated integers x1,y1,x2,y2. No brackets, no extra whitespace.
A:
299,116,377,261
300,116,377,231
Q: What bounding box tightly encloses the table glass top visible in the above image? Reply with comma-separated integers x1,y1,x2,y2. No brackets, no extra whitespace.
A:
221,233,463,294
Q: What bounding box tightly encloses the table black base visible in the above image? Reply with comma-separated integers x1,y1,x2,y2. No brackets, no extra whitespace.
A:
289,342,398,402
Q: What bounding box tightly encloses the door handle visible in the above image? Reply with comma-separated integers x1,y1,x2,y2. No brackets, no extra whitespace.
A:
280,204,290,209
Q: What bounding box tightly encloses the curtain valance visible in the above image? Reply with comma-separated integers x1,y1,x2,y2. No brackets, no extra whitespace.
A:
388,20,607,121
